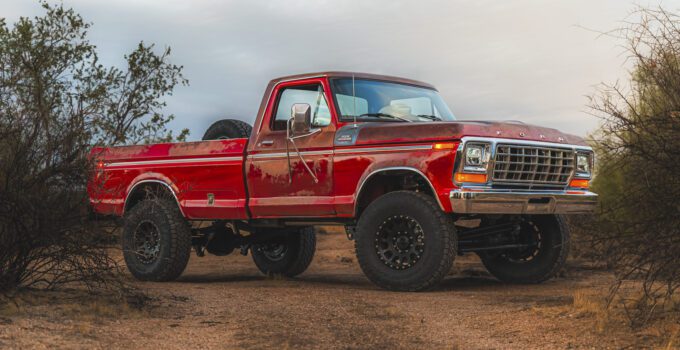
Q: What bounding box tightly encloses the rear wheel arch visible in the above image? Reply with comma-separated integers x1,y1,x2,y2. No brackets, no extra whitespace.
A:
124,180,183,216
354,167,441,218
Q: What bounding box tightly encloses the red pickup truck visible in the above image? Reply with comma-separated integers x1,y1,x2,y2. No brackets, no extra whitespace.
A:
89,71,597,291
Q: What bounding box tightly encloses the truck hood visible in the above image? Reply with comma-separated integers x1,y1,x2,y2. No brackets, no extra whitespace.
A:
335,120,587,147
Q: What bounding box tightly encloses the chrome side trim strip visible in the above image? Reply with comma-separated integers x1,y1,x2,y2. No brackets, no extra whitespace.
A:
106,156,243,167
123,180,186,217
335,144,433,154
248,150,333,159
248,145,431,159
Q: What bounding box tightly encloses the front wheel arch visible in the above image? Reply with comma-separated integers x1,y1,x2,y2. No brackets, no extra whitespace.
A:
354,167,441,218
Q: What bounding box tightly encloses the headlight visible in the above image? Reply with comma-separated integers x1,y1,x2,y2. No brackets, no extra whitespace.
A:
575,152,593,177
463,143,490,172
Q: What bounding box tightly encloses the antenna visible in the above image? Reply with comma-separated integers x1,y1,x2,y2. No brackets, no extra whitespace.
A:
352,74,357,128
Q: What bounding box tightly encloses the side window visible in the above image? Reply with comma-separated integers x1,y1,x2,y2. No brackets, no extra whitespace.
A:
272,84,331,131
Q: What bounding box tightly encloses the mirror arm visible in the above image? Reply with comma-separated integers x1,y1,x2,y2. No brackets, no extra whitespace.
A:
289,128,321,140
287,135,319,184
285,118,319,184
285,118,294,183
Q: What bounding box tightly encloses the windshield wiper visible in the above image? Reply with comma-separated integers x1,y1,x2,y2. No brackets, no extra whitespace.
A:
357,113,411,122
416,114,442,121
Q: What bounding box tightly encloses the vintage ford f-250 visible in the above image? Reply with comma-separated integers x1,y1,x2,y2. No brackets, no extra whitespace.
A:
89,72,597,291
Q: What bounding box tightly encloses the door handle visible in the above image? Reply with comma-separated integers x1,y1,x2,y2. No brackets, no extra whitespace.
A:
260,140,274,146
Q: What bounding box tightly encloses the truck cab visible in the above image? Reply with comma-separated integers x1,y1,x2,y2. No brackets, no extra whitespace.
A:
89,72,597,291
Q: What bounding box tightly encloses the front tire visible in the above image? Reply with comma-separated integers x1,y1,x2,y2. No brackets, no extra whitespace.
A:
122,199,192,281
355,191,457,292
478,215,570,284
251,227,316,277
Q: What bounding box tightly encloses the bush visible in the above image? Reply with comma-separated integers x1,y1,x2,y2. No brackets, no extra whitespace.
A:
0,2,187,293
588,6,680,327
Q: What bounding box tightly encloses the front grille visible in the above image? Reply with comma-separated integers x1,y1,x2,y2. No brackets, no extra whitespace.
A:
492,144,575,189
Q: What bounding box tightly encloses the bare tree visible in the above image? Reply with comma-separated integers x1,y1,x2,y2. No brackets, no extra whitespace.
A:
0,2,188,293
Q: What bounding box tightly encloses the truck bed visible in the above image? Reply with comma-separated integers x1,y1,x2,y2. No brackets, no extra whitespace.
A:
89,138,249,219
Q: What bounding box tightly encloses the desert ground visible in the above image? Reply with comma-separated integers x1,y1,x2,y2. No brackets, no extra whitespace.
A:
0,228,673,349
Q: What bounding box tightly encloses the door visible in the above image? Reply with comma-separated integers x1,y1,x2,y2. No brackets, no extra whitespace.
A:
246,78,336,217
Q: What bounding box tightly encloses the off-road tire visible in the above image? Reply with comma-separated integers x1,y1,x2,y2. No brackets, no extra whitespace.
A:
252,227,316,277
355,191,457,292
202,119,252,140
479,215,570,284
122,199,192,281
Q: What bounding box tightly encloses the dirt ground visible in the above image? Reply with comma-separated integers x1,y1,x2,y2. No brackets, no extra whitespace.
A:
0,228,672,349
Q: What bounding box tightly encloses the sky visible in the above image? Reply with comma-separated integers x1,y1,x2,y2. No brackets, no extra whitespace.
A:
4,0,680,139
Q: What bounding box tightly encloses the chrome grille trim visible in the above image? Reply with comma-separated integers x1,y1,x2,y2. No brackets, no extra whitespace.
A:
492,144,575,187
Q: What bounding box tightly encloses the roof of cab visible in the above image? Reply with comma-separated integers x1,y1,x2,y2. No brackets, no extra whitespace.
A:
268,71,436,90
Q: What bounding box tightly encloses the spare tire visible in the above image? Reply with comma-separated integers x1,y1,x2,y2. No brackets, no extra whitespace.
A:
202,119,252,140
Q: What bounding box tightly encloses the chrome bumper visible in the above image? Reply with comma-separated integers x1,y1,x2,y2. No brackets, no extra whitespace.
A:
449,189,598,214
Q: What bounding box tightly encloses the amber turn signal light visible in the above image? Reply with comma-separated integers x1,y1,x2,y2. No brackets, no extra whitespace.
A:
455,172,488,184
433,142,456,150
569,178,589,188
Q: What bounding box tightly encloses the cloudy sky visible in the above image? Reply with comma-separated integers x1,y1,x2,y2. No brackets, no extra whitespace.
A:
4,0,680,138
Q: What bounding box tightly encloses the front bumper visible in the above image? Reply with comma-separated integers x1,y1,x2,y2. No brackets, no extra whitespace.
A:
449,189,598,214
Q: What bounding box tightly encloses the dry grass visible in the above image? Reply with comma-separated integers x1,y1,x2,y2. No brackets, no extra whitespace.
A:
661,330,679,350
53,300,146,322
0,290,149,323
532,288,680,348
571,290,616,332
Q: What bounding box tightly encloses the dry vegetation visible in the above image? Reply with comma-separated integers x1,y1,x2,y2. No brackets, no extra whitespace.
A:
0,1,186,294
582,6,680,328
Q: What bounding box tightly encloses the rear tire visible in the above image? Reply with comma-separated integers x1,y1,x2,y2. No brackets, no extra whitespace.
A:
251,227,316,277
122,199,192,281
478,215,570,284
355,191,457,291
202,119,252,140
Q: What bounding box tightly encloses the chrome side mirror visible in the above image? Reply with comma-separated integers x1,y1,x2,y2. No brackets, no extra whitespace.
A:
291,103,311,135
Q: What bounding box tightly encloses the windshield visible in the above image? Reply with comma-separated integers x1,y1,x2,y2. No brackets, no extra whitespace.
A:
330,78,456,122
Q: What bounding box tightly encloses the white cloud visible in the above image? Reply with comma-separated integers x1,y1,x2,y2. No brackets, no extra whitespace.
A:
4,0,679,138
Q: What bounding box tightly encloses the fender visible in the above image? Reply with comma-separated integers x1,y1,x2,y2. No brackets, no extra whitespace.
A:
123,178,185,217
353,166,444,217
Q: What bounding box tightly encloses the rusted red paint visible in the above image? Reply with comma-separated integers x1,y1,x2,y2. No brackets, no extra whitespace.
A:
347,120,586,146
89,139,248,219
89,73,586,220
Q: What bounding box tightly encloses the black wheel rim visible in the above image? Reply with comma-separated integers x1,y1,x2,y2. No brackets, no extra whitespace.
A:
374,215,425,270
259,243,288,262
133,221,161,264
503,219,542,263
